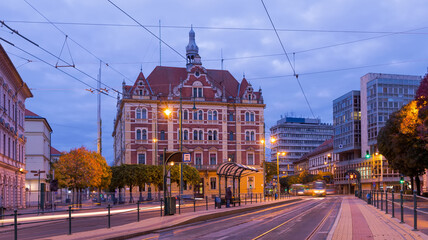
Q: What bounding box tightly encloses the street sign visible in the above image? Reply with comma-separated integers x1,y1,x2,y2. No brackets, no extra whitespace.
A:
183,153,191,163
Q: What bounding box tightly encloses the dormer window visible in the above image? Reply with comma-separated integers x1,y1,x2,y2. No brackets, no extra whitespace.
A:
192,81,203,98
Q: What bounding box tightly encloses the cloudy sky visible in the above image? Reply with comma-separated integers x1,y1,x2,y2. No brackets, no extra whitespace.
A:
1,0,427,165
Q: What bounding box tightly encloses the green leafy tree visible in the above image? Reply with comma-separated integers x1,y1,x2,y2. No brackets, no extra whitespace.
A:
122,164,139,203
279,175,300,192
135,165,149,202
378,102,428,195
265,162,277,183
299,170,315,183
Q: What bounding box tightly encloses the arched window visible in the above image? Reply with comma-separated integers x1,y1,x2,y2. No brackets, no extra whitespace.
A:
142,129,147,140
160,130,165,140
245,112,250,121
251,112,255,122
245,131,250,141
213,111,217,120
136,108,142,119
184,130,188,140
193,130,198,140
229,131,234,141
183,110,188,120
208,130,213,140
250,131,255,141
208,111,212,120
136,129,142,140
139,90,143,96
142,109,147,119
199,130,203,140
198,110,203,120
193,111,198,120
213,130,217,140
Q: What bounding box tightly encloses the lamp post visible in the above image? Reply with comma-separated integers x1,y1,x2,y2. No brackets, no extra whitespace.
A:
30,169,45,214
261,139,265,199
276,152,286,197
14,168,24,209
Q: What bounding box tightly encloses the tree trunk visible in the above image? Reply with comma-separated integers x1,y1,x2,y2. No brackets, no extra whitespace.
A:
416,175,421,195
129,185,134,203
410,176,414,193
118,187,122,204
139,186,143,202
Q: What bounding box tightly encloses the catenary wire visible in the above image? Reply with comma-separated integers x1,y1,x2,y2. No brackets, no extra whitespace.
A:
261,0,315,118
4,20,428,35
23,0,131,90
1,21,118,96
0,37,116,98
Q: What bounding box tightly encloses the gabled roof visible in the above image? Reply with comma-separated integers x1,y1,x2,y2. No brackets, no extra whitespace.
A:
25,109,41,118
51,146,62,155
305,138,334,158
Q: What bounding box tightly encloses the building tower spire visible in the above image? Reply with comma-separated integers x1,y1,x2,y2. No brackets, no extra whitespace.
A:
186,25,202,70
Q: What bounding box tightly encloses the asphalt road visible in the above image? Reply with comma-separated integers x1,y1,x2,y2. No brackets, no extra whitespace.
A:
131,196,342,240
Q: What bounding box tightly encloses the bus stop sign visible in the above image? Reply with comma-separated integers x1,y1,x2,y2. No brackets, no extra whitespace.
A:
183,153,191,163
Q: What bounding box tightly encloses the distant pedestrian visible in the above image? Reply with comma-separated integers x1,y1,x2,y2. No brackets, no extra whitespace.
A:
366,192,371,204
226,187,232,208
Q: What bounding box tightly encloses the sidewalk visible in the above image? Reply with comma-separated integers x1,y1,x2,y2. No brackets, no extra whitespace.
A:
328,196,428,240
46,197,302,240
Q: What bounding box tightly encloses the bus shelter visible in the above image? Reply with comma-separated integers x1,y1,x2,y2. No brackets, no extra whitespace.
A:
216,162,258,207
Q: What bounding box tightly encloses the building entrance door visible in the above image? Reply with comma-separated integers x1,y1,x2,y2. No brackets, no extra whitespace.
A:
195,178,204,198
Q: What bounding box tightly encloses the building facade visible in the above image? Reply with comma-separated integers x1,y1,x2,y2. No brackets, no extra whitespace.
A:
334,73,422,193
307,138,337,176
0,44,33,209
270,117,333,178
112,28,265,198
24,109,52,205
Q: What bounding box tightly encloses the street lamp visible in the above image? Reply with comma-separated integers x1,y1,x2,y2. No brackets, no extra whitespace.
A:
261,139,266,199
276,151,286,198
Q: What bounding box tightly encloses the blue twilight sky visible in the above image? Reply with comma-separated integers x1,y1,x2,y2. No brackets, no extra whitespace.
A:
1,0,427,165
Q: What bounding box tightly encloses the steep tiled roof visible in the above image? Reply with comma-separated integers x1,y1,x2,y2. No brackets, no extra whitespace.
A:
305,138,333,158
25,109,42,118
51,146,62,155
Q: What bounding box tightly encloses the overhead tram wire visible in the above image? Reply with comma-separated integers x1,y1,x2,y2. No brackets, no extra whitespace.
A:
5,20,428,35
0,21,119,96
0,37,115,98
260,0,315,118
107,0,187,61
23,0,131,89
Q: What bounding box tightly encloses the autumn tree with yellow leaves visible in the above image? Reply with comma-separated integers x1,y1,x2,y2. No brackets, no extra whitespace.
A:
54,147,111,206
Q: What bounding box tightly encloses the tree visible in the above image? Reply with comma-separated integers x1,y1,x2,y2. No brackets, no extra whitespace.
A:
135,165,149,202
109,165,125,204
171,164,201,187
122,164,139,203
54,147,110,206
416,74,428,147
378,102,428,195
299,170,315,184
265,162,277,183
279,175,300,193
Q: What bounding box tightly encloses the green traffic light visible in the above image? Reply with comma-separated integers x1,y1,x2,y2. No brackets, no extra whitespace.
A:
365,154,370,159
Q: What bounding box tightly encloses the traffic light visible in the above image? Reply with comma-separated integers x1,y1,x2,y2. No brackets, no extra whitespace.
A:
365,150,370,159
400,176,404,184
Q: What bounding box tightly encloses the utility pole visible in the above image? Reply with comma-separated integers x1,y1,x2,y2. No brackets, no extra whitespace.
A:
97,60,102,155
159,20,162,66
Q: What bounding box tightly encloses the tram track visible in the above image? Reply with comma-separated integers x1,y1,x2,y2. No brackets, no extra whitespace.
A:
251,197,340,240
304,197,341,240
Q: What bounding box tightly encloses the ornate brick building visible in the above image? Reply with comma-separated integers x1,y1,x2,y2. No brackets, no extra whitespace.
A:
0,44,33,209
112,28,265,198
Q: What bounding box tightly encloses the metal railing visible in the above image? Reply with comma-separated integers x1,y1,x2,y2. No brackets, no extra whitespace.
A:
358,189,427,231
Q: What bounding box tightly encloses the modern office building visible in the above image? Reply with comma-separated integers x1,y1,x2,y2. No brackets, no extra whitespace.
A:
0,44,33,209
269,117,333,178
112,28,265,199
334,73,422,193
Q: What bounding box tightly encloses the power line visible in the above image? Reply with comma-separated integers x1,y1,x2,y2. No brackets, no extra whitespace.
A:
0,37,115,98
107,0,186,61
247,57,428,81
261,0,315,118
1,20,118,96
23,0,131,89
5,20,428,35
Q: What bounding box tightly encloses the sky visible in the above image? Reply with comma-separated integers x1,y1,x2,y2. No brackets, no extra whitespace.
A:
1,0,427,165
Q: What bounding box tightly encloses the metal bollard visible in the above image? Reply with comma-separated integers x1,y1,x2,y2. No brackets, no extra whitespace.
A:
179,196,181,214
381,191,383,211
68,206,72,235
160,199,163,217
137,201,140,222
377,191,379,209
193,199,196,212
251,194,252,204
206,196,208,210
107,204,111,228
392,189,395,218
386,191,388,214
14,209,17,240
400,190,404,223
256,194,258,203
413,191,418,231
245,194,247,205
